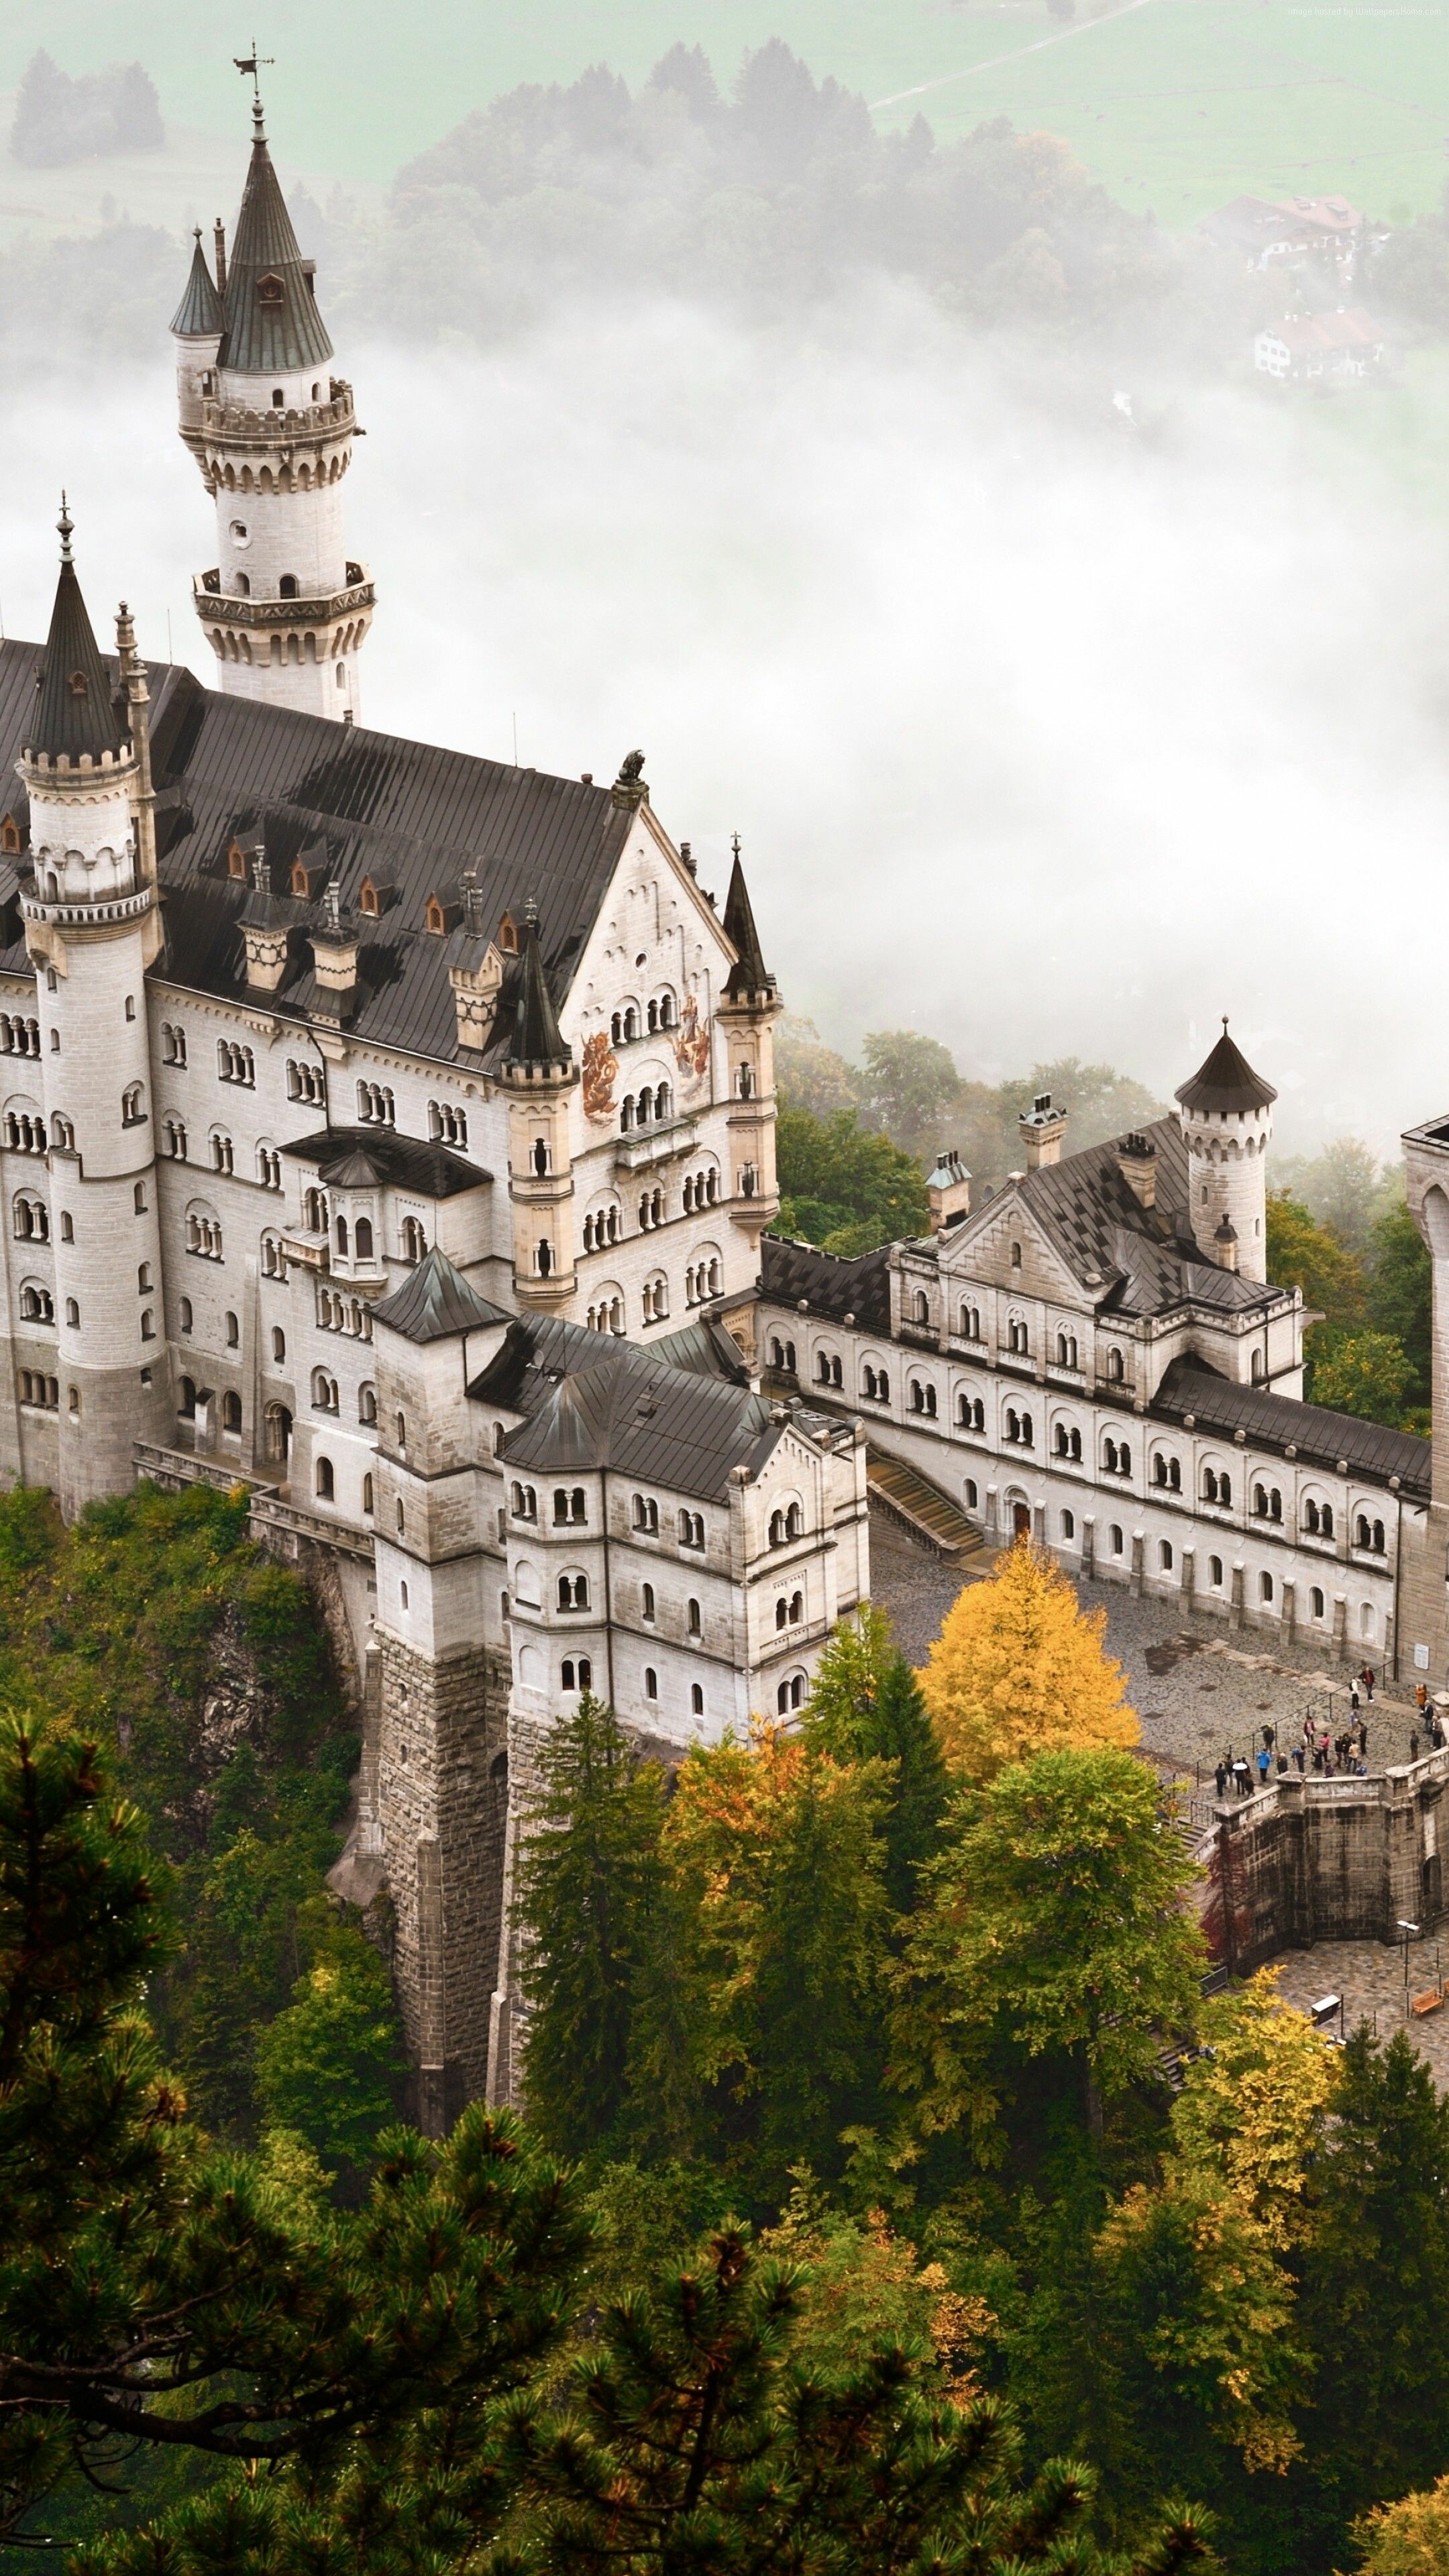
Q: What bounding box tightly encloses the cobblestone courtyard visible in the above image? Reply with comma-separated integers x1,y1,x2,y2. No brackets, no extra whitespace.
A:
871,1511,1449,2081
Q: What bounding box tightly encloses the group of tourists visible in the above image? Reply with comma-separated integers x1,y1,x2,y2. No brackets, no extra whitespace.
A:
1208,1667,1449,1801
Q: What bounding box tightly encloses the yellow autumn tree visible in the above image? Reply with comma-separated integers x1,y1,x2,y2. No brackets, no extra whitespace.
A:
918,1538,1138,1780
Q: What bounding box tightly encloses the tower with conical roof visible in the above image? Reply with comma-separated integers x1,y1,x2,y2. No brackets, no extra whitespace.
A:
716,837,781,1254
172,85,372,722
1175,1019,1276,1283
17,508,171,1513
496,905,578,1313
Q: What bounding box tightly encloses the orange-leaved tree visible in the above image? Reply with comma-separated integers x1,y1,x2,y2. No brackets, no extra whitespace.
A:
918,1539,1138,1781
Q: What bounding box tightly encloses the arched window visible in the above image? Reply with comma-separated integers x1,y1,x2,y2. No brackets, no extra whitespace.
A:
225,1309,239,1348
632,1493,660,1536
64,1298,78,1329
512,1483,538,1522
335,1214,349,1256
641,1581,656,1623
279,574,299,599
362,1474,374,1517
643,1666,659,1702
401,1216,427,1265
679,1510,705,1550
12,1193,47,1242
1110,1524,1124,1556
913,1291,930,1327
960,1304,981,1340
1311,1585,1325,1619
687,1596,702,1638
958,1393,985,1433
221,1390,241,1434
1260,1570,1274,1603
1210,1554,1224,1588
775,1672,806,1715
311,1368,339,1414
359,1383,377,1426
691,1682,704,1716
1159,1540,1173,1571
1108,1348,1124,1383
1061,1508,1075,1540
270,1326,286,1363
557,1573,589,1612
315,1457,334,1501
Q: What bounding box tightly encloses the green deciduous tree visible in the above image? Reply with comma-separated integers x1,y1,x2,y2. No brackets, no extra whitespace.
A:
1309,1329,1414,1428
776,1104,930,1254
858,1027,963,1159
1367,1198,1432,1409
1267,1189,1367,1334
254,1919,405,2180
894,1748,1205,2159
519,1694,670,2161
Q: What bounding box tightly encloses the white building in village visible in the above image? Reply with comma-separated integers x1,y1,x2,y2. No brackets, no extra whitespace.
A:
0,90,1445,2123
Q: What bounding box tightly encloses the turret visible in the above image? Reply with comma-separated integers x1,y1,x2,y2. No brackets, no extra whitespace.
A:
1175,1019,1275,1284
715,837,781,1250
17,508,170,1513
496,904,578,1311
174,87,372,721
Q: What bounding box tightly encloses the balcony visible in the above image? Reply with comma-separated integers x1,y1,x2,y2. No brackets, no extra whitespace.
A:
279,1226,329,1272
201,383,356,445
193,568,374,627
614,1113,701,1175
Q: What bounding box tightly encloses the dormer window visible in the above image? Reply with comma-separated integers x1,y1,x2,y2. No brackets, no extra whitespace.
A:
68,672,88,700
258,274,284,307
498,914,519,953
1,818,19,854
425,895,452,935
360,879,379,916
290,859,309,896
226,842,248,881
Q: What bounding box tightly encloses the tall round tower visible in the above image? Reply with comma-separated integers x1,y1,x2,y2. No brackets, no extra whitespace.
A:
498,906,578,1314
172,91,372,723
19,510,171,1515
1175,1018,1277,1285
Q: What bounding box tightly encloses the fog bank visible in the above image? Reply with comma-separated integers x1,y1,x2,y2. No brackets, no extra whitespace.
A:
1,290,1444,1157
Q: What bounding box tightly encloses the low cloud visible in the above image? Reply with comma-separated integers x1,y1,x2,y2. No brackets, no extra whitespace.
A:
2,286,1444,1155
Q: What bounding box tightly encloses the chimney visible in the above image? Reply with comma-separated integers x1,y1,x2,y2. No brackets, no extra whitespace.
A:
311,877,358,996
1019,1092,1067,1171
240,853,290,993
1214,1213,1239,1273
213,217,227,297
927,1148,971,1232
1115,1131,1157,1210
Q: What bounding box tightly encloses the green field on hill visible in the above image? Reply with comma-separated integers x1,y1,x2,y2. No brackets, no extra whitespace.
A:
0,0,1445,224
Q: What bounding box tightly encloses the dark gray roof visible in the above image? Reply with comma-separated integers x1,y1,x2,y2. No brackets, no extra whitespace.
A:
652,1313,753,1385
1176,1024,1277,1116
1153,1356,1429,1500
469,1313,846,1504
27,527,127,767
0,645,635,1067
280,1125,492,1198
170,232,224,337
759,1235,893,1334
722,850,773,1000
217,111,333,374
1009,1118,1282,1318
504,907,570,1071
372,1244,511,1344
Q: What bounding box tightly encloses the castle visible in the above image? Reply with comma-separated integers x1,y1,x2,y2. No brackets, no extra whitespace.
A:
2,93,1447,2120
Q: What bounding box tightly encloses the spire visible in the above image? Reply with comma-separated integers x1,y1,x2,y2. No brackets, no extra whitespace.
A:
25,502,127,767
217,97,333,374
722,835,775,1000
170,228,223,337
504,902,571,1073
1175,1017,1277,1116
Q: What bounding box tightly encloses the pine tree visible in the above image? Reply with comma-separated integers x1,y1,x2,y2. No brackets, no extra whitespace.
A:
1293,2028,1449,2548
918,1542,1138,1782
496,2222,1212,2576
519,1695,670,2160
0,1709,590,2561
663,1728,896,2200
804,1605,949,1911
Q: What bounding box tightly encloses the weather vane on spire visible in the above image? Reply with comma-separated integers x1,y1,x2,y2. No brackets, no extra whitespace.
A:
233,41,274,113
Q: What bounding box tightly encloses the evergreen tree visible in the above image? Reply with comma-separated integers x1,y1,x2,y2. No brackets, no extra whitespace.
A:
1293,2029,1449,2553
254,1920,405,2182
0,1709,590,2562
519,1695,669,2160
804,1605,949,1911
1367,1199,1432,1408
663,1729,895,2200
496,2222,1212,2576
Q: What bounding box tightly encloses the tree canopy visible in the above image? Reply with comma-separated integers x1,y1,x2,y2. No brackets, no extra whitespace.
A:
917,1540,1139,1782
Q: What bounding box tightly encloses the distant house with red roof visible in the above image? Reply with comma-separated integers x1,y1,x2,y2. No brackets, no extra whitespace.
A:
1201,193,1366,274
1254,308,1387,384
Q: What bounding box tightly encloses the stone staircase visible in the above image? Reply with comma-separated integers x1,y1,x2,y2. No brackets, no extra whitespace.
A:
866,1444,985,1563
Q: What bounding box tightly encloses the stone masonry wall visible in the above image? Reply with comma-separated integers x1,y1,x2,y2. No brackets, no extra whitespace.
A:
1205,1754,1449,1973
375,1631,510,2134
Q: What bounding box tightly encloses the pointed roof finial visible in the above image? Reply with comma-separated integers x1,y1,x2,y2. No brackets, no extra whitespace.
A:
233,40,274,128
57,494,72,563
722,843,775,1002
504,902,572,1075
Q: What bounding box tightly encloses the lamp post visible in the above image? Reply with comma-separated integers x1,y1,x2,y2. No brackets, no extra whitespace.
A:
1399,1919,1420,2017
